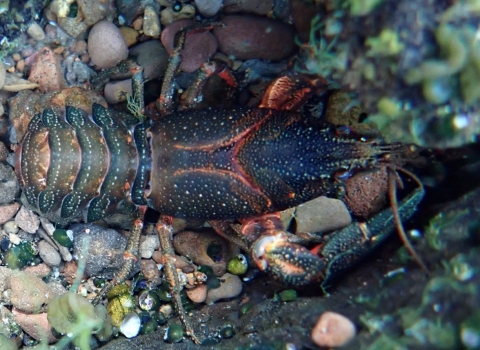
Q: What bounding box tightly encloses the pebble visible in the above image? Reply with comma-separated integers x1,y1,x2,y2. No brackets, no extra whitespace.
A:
205,273,243,304
129,40,169,80
173,230,239,277
12,308,57,343
37,240,62,267
141,259,160,280
311,311,356,348
287,197,352,234
161,19,218,73
213,15,297,61
195,0,223,17
186,284,208,303
23,263,52,278
8,233,21,245
0,142,8,161
160,4,196,26
28,47,66,93
10,271,55,313
3,221,19,235
0,163,20,205
143,5,161,37
139,235,160,259
88,20,129,69
119,26,139,47
69,40,87,54
72,223,131,278
104,79,132,104
63,260,78,285
0,203,19,226
223,0,274,15
0,266,13,292
26,22,46,41
14,206,39,234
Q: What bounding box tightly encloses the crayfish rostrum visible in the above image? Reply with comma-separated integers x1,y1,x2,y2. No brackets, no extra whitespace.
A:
12,28,433,344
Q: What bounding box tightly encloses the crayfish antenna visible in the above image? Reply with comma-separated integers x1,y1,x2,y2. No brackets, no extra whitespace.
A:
387,165,429,273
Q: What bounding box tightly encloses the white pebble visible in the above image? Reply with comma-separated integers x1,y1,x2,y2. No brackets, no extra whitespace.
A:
3,221,19,235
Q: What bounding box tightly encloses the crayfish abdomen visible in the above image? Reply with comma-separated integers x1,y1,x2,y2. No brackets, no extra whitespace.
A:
14,104,149,224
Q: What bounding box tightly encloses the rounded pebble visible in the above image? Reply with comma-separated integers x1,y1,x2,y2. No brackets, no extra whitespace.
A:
129,40,168,80
311,311,356,348
213,15,297,61
223,0,274,15
88,20,128,69
161,19,218,73
290,196,352,234
205,273,243,304
12,309,57,343
38,240,62,267
195,0,223,17
10,271,55,313
26,22,46,41
3,221,19,235
186,284,208,303
0,203,20,225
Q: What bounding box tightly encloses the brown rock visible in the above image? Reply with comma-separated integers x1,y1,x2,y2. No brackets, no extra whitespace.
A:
205,273,243,304
213,15,297,61
0,203,20,225
10,271,55,313
173,230,239,277
28,47,66,92
12,308,57,343
23,263,52,278
161,19,218,73
119,26,139,47
343,167,389,219
63,260,79,285
141,259,160,280
186,284,207,303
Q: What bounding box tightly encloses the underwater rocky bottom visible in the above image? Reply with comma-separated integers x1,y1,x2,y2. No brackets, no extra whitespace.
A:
98,175,480,349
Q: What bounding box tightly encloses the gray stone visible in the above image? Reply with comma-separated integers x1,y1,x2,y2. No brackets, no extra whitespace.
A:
0,163,19,205
14,206,40,234
72,223,138,278
37,240,61,267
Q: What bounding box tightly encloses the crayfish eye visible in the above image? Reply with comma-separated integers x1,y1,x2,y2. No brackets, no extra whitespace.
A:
172,1,182,12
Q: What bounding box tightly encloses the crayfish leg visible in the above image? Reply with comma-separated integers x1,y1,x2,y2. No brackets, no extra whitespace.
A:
92,218,143,306
156,216,200,345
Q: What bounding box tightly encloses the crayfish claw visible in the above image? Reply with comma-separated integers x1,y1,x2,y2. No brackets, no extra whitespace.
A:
252,232,326,285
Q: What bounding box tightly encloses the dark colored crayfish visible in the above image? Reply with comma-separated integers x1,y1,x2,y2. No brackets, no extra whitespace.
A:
13,28,430,343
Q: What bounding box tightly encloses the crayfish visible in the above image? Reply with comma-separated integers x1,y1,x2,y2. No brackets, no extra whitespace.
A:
13,26,435,344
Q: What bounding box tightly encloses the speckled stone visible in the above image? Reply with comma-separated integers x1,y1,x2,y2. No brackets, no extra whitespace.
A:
14,206,39,234
10,271,55,313
12,308,57,343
